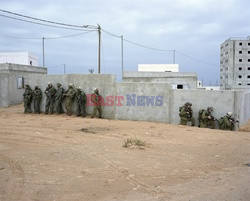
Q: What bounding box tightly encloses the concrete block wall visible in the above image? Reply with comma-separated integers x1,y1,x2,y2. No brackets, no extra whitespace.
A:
0,73,9,107
115,82,171,122
27,74,117,119
170,89,236,126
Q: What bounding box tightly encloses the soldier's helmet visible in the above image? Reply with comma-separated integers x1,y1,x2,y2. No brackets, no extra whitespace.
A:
48,82,52,86
68,83,73,88
25,84,30,88
185,102,192,106
34,84,38,88
207,106,213,111
94,87,99,93
77,86,81,90
57,83,61,87
227,112,233,117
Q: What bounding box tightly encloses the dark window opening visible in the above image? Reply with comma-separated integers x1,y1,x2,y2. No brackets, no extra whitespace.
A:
30,61,32,65
239,51,242,54
248,75,250,78
239,67,242,70
248,59,250,62
177,85,183,89
248,67,250,70
239,59,242,62
239,75,242,78
248,51,250,54
239,42,242,46
248,83,250,85
238,83,242,85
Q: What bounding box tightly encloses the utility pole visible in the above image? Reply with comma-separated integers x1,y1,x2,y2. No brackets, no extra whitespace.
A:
63,64,66,74
121,35,124,76
173,50,175,64
42,37,45,67
97,25,101,74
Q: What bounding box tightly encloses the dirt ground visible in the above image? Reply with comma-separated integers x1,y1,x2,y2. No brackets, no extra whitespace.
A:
0,105,249,201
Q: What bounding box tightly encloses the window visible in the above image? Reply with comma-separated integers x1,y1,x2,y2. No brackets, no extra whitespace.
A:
239,75,242,78
248,51,250,54
225,51,228,55
239,67,242,70
248,75,250,78
248,83,250,85
239,51,242,54
248,59,250,62
221,46,223,49
248,43,250,46
17,77,24,89
239,42,242,46
220,61,223,64
29,61,32,65
225,59,228,63
177,84,183,89
248,67,250,70
239,59,242,62
238,83,242,85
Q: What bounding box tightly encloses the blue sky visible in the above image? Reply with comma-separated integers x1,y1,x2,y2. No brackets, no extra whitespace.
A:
0,0,250,84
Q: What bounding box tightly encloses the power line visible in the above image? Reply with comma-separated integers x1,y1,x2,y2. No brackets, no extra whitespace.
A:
0,9,97,30
102,28,217,67
0,13,88,31
0,30,95,40
176,51,217,67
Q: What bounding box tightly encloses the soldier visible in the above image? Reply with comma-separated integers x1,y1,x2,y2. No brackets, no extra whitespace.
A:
44,82,56,114
91,87,102,118
63,84,76,116
33,84,42,114
199,107,216,129
23,84,33,113
54,83,65,114
75,87,87,117
218,112,239,131
179,102,195,126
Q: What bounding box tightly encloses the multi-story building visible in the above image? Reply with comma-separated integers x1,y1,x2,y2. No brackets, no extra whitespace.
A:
220,36,250,90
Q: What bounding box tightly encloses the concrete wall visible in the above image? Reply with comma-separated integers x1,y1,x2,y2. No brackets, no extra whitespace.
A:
170,90,236,126
115,83,171,122
0,73,9,107
27,74,117,119
0,63,47,107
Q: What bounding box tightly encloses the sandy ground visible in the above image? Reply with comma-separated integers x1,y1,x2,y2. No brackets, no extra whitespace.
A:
0,105,249,201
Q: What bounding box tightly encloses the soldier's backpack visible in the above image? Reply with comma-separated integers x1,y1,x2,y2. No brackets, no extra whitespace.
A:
198,109,205,121
179,106,184,112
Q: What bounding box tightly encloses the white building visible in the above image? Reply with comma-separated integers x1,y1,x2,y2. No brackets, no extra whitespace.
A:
138,64,179,72
220,36,250,90
0,52,39,67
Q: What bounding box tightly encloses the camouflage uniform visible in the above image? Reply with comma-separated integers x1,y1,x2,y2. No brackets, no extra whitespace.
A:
33,85,42,114
199,107,215,129
44,83,56,114
75,87,87,117
64,84,76,116
91,88,102,118
54,83,65,114
179,102,195,126
218,112,237,131
23,85,33,113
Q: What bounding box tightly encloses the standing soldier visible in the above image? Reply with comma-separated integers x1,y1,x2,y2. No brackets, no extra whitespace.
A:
33,84,42,114
218,112,239,131
91,87,102,118
75,87,87,117
23,84,33,113
199,107,216,129
63,84,76,116
179,102,195,126
54,83,65,114
44,82,56,114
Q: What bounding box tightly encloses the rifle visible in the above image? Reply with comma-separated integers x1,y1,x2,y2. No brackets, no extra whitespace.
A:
229,117,239,123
